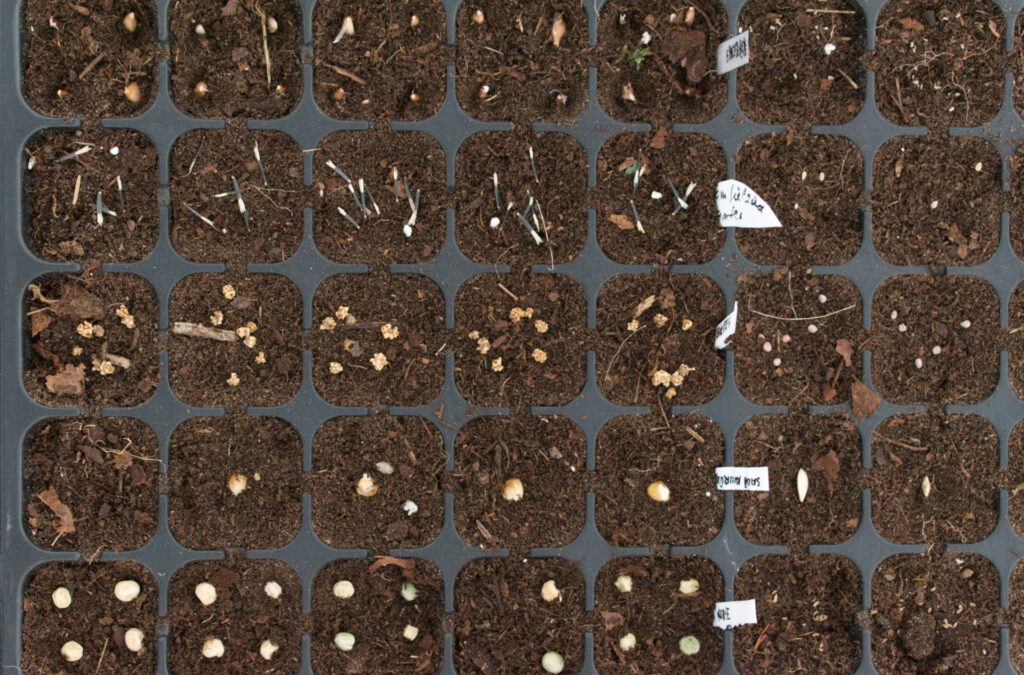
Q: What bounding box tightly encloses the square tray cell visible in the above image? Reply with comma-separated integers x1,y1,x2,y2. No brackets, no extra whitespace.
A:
169,272,302,407
595,131,725,265
21,0,158,118
594,555,723,673
874,0,1005,128
455,1,588,123
873,135,1001,266
737,0,865,125
452,414,586,552
313,129,447,265
733,413,861,547
596,1,727,125
453,271,586,408
454,557,584,672
311,273,445,406
21,561,156,673
169,0,302,118
168,413,302,550
312,0,448,121
24,271,159,408
169,126,304,264
734,555,861,673
871,553,999,673
595,271,724,407
734,271,863,406
25,128,158,263
735,131,863,266
870,274,999,405
871,412,998,544
595,414,723,547
24,416,158,554
312,558,443,673
455,129,586,268
168,559,301,672
311,412,444,552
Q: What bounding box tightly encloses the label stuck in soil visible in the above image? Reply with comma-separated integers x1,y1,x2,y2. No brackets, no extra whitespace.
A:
715,466,769,491
716,180,782,229
713,599,757,629
714,302,738,350
716,31,750,74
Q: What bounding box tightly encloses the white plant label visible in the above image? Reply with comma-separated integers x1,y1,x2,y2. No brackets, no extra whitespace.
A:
714,600,757,630
716,31,750,74
714,302,738,350
716,179,782,229
715,466,769,491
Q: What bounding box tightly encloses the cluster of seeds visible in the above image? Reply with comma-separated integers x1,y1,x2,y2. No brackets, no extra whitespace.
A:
194,580,283,661
329,579,422,652
611,573,702,657
352,461,419,517
320,303,393,373
53,579,146,662
471,305,552,373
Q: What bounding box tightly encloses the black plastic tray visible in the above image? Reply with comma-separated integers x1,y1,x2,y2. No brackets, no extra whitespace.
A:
4,0,1024,673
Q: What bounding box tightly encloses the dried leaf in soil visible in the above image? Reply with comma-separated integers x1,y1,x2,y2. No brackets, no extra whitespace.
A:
36,487,75,534
851,378,880,422
601,611,624,630
53,286,105,321
835,338,854,367
811,450,841,485
663,27,707,84
609,213,634,230
45,364,86,396
30,312,52,336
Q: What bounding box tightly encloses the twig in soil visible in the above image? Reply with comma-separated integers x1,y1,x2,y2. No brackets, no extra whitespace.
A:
57,146,91,163
183,202,226,234
171,322,239,342
253,2,272,86
747,304,856,322
78,51,105,80
231,176,250,230
254,142,268,185
187,138,205,176
497,283,518,301
836,67,859,90
630,199,644,234
804,7,855,14
528,146,539,183
326,63,367,86
337,206,361,229
604,325,645,382
72,174,82,206
94,637,109,674
101,344,132,370
631,153,643,192
115,176,125,213
492,172,502,211
535,200,549,240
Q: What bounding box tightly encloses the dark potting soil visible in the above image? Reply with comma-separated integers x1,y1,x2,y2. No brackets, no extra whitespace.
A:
871,553,999,673
452,414,586,553
455,128,587,269
593,556,723,674
169,0,302,119
21,561,157,673
734,130,863,266
874,134,1001,266
169,125,304,265
24,416,158,554
733,413,861,548
310,274,445,407
455,1,588,123
1007,144,1024,262
874,0,1004,128
594,129,726,265
21,0,158,118
168,272,303,407
595,0,727,125
453,271,587,408
310,412,445,552
314,129,447,266
168,559,302,674
24,269,159,408
26,128,158,263
454,557,584,673
871,412,998,544
1009,421,1024,538
733,270,864,406
870,274,1000,405
594,271,725,408
595,414,724,548
1007,562,1024,673
737,0,865,125
733,554,862,674
312,0,448,121
168,413,303,551
311,558,443,674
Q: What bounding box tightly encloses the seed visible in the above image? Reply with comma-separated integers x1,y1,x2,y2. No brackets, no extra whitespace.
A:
782,334,791,343
550,13,566,47
818,171,826,182
61,641,84,662
772,358,781,366
124,628,144,653
619,632,637,651
502,477,524,502
922,476,932,498
915,357,923,369
679,578,699,595
535,319,549,333
332,86,346,100
376,461,394,475
898,323,907,333
381,323,400,340
266,16,278,33
56,89,69,100
807,324,818,333
52,587,72,609
647,481,670,502
264,581,282,599
891,310,898,320
114,580,141,602
409,92,420,102
356,473,379,497
403,624,420,641
403,499,419,516
541,651,565,674
202,638,225,659
960,319,971,328
818,294,827,304
975,161,983,172
226,372,240,387
334,632,356,652
532,348,548,363
227,473,248,496
194,23,206,36
370,353,388,371
930,200,939,209
123,82,142,103
478,84,490,99
221,284,235,299
763,341,772,353
541,579,561,602
472,9,485,24
260,640,279,660
679,635,700,655
684,6,696,26
410,14,420,27
274,84,286,95
336,16,355,41
193,81,211,97
622,83,637,103
401,582,418,602
932,345,941,355
334,580,355,598
796,468,809,503
122,12,138,32
614,575,633,593
681,319,694,331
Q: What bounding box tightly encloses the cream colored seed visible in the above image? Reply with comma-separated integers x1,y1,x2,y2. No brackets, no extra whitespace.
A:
502,478,524,502
627,319,640,332
210,310,224,325
260,640,279,660
114,580,141,602
356,473,379,497
535,319,549,333
222,284,235,300
476,337,490,354
202,638,225,659
124,628,145,653
541,579,561,602
679,578,699,595
255,351,266,364
532,348,548,363
52,587,72,609
647,481,670,502
226,372,240,387
320,316,337,331
653,314,668,327
61,641,84,662
329,361,344,374
195,582,217,605
491,357,503,372
227,473,248,496
619,633,637,651
403,624,420,641
381,323,400,340
681,318,694,331
264,581,283,599
370,353,388,371
614,575,633,593
236,326,251,339
333,580,355,598
796,468,809,503
243,335,257,349
472,9,485,23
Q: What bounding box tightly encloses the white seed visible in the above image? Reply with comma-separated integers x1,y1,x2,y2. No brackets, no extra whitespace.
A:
651,190,663,200
679,635,700,655
124,628,145,653
640,30,651,44
502,477,524,502
922,476,932,498
376,461,394,475
114,580,141,602
782,334,791,343
619,632,637,652
796,468,809,503
410,14,420,27
266,16,278,33
193,81,211,97
541,651,565,674
52,587,72,609
930,200,939,209
489,216,500,228
227,473,248,496
614,575,633,593
960,319,971,328
403,500,419,516
824,43,836,55
194,23,206,36
772,358,781,367
621,83,637,103
679,578,699,595
891,310,898,320
472,9,485,24
264,581,283,599
122,12,138,32
403,624,420,641
260,639,279,660
807,324,818,334
818,171,826,182
61,641,84,662
898,323,907,333
202,638,225,659
975,161,983,172
932,345,942,355
334,632,356,651
818,294,827,304
195,582,217,606
647,481,670,502
801,170,807,181
333,580,354,599
763,341,772,353
401,582,419,602
356,473,379,497
915,357,923,369
541,579,561,602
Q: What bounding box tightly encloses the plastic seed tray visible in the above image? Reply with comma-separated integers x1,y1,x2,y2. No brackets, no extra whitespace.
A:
4,0,1024,673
